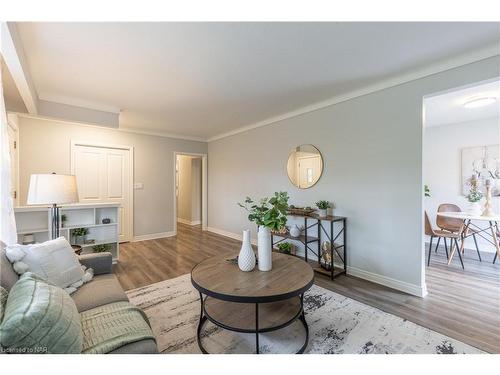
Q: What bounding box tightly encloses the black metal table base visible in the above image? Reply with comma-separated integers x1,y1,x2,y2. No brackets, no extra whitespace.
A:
196,293,309,354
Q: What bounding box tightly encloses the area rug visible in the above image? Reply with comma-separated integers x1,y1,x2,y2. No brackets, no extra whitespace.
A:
126,274,482,354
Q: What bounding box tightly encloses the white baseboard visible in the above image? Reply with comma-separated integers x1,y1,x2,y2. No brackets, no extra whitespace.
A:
206,226,426,297
133,231,176,242
206,226,257,245
177,218,202,226
347,266,427,297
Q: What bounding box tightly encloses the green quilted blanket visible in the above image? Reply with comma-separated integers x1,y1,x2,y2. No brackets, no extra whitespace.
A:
80,301,155,354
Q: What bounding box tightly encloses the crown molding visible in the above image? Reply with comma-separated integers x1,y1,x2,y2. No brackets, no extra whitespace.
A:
38,92,121,114
207,45,500,142
11,112,207,143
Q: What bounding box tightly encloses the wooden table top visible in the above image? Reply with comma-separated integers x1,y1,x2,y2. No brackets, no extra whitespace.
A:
191,252,314,303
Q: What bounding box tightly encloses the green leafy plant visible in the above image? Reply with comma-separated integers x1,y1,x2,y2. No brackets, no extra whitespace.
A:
424,185,431,197
238,191,289,231
61,214,67,222
467,185,483,203
92,244,111,253
315,200,331,209
72,227,88,237
276,242,293,255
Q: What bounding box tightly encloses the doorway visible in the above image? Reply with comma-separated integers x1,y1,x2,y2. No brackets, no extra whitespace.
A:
173,152,207,234
71,141,134,242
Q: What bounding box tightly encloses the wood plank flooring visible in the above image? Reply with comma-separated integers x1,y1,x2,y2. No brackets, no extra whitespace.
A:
114,223,500,353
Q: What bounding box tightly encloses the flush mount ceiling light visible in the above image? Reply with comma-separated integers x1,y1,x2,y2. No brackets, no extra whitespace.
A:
463,97,497,109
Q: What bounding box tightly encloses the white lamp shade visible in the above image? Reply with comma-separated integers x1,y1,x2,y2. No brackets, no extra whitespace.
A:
27,174,79,205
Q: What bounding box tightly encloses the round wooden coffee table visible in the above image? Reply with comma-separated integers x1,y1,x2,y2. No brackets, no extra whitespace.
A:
191,252,314,354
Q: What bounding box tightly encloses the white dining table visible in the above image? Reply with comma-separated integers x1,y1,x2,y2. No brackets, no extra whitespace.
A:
437,212,500,265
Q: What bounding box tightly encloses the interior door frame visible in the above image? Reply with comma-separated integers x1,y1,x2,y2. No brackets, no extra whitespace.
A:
70,140,134,242
173,151,208,235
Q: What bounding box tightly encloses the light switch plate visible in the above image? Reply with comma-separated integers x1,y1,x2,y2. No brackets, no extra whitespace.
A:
133,182,144,189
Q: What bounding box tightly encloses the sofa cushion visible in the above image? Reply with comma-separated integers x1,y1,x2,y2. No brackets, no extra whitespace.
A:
0,273,83,354
72,273,128,312
0,244,19,291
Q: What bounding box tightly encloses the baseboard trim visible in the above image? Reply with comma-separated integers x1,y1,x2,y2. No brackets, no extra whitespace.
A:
206,227,257,245
177,218,202,226
133,231,176,242
206,226,426,297
347,266,427,297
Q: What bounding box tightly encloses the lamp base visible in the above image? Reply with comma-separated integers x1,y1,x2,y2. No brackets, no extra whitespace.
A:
51,204,60,239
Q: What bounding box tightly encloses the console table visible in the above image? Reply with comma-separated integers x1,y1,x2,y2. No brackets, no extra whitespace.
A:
271,212,347,280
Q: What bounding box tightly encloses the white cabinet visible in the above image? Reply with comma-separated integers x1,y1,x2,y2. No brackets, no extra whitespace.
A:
14,203,120,263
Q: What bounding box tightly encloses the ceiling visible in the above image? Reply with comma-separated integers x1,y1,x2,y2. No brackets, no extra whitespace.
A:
425,79,500,127
12,22,500,139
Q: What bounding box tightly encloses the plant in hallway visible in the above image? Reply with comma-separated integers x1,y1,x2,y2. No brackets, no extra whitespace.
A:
238,191,289,271
315,200,331,217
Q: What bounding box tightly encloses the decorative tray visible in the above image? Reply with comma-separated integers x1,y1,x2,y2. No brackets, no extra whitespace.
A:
287,207,316,216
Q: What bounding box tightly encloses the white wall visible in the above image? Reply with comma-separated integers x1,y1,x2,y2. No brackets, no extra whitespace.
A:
424,117,500,252
17,116,207,238
207,55,500,297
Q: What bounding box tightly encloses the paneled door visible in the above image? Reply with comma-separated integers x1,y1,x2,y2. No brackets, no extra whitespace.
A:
71,143,132,242
298,155,322,189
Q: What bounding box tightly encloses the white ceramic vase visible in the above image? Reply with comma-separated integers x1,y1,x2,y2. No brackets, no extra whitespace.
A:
289,224,302,238
238,230,256,272
467,201,482,216
257,226,272,271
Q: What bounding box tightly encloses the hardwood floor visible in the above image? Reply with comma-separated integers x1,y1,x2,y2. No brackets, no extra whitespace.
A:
114,223,500,353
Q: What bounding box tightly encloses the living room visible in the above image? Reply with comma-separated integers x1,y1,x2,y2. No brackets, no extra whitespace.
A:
1,1,499,373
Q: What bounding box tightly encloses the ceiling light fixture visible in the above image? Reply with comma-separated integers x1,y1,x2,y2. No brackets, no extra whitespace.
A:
463,97,497,109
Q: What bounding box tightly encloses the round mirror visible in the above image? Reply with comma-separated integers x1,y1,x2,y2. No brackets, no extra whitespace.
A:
286,144,324,189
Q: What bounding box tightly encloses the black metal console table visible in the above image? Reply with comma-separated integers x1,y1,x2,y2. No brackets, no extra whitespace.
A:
271,213,347,280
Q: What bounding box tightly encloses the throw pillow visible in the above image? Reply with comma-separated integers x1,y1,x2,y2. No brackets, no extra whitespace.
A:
0,272,83,354
0,286,7,322
5,237,93,294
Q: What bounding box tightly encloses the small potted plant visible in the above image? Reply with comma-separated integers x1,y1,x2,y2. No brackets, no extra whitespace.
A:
315,200,331,218
467,180,483,215
424,185,431,197
72,227,89,244
276,242,294,255
92,244,111,253
61,214,67,228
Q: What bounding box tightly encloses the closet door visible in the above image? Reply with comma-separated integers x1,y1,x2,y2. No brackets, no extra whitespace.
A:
72,144,131,242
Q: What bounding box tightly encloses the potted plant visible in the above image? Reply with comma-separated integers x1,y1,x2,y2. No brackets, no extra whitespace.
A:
61,214,67,228
276,242,294,255
467,181,483,215
72,227,89,244
315,200,331,217
238,191,289,271
92,244,111,253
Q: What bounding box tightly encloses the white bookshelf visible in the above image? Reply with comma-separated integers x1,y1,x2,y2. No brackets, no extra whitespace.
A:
14,203,120,263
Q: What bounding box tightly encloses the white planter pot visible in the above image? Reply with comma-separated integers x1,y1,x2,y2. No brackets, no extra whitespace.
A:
289,224,302,238
318,208,327,217
238,230,256,272
257,226,272,271
467,201,482,216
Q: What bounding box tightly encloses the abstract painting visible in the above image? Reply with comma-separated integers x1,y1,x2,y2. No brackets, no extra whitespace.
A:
461,144,500,196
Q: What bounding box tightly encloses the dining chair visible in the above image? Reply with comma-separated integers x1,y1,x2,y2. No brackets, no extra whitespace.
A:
437,203,482,262
425,211,464,269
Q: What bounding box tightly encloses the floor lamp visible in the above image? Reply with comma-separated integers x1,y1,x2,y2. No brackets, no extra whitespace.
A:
27,173,79,239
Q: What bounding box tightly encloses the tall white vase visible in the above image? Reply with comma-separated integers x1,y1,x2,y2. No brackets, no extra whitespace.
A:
257,226,272,271
238,230,256,272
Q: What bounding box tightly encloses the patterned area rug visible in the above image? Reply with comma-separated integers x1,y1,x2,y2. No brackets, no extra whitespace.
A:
126,274,482,354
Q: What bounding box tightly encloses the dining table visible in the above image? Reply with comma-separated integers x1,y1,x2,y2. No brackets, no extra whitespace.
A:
437,212,500,265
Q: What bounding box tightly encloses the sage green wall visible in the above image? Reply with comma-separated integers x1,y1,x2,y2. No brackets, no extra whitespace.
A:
207,56,500,296
18,117,207,237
